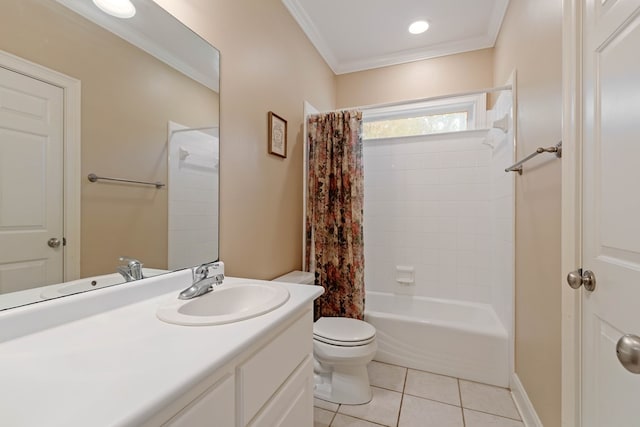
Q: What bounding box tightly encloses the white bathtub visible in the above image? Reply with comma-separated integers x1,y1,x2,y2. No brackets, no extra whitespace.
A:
364,291,509,387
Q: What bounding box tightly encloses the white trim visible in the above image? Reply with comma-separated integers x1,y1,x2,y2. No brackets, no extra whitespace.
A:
561,0,582,426
331,38,497,75
503,69,518,384
282,0,509,74
0,50,82,282
302,101,319,270
363,93,487,129
362,93,487,139
510,373,544,427
318,85,511,115
282,0,339,73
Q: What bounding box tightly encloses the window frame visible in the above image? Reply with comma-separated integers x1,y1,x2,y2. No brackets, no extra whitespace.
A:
362,93,487,140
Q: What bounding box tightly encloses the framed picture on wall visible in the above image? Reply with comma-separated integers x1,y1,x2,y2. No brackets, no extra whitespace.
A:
268,111,287,158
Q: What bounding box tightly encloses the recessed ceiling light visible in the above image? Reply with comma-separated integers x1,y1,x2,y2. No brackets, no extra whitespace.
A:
408,20,429,35
92,0,136,19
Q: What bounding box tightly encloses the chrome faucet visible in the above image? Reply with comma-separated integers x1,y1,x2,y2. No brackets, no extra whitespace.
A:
117,257,144,282
179,262,225,300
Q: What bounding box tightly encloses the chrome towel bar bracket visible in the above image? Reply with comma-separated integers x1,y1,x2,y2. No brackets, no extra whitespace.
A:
505,141,562,175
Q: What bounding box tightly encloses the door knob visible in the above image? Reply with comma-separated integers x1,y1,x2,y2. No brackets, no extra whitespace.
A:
566,269,596,292
47,238,61,248
616,334,640,374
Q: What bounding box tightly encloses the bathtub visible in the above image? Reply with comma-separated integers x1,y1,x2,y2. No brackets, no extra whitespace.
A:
364,291,509,387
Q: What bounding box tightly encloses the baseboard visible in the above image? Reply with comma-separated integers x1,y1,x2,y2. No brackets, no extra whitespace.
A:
510,373,544,427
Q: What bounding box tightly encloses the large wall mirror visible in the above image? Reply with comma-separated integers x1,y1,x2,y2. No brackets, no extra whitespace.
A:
0,0,220,310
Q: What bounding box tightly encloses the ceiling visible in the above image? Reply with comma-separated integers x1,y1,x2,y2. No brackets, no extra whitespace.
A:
282,0,510,75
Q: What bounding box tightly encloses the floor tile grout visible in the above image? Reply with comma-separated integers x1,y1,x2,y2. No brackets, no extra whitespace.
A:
402,391,462,408
317,361,524,426
394,367,408,427
458,378,466,427
463,407,523,422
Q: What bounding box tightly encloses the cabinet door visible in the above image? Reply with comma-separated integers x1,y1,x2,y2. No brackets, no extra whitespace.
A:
238,310,312,424
164,374,234,427
248,356,314,427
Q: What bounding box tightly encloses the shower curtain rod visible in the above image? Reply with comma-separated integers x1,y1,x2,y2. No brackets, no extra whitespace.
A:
312,84,513,115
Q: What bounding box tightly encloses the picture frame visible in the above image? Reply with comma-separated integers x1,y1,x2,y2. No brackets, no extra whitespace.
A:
268,111,287,158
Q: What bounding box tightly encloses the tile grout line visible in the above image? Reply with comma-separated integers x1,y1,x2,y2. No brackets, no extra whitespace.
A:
332,412,389,427
458,378,466,427
331,391,391,427
463,407,524,423
402,391,463,409
339,362,522,426
395,367,408,427
328,408,337,427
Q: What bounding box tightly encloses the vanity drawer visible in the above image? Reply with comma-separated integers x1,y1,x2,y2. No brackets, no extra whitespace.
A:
238,310,313,425
247,355,314,427
164,373,234,427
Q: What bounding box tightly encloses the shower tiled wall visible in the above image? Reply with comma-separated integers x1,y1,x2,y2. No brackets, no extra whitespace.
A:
488,91,515,338
364,132,494,303
168,123,219,270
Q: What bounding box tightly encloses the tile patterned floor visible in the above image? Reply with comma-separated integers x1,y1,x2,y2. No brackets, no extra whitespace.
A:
314,361,524,427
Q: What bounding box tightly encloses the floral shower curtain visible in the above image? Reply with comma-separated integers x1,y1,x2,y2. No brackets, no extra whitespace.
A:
305,110,365,320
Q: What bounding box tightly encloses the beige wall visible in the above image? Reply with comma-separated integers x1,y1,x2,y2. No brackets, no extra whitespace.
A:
153,0,336,279
493,1,563,426
0,0,219,277
336,49,494,108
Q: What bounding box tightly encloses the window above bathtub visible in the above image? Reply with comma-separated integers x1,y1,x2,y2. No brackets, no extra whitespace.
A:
362,94,487,140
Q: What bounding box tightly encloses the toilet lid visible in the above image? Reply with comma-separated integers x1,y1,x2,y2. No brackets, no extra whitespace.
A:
313,317,376,346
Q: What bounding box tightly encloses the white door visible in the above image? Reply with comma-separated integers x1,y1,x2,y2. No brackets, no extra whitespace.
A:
581,0,640,425
0,66,64,294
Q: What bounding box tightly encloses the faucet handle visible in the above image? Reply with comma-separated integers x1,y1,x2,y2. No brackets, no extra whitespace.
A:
118,256,144,280
119,256,142,267
194,261,224,279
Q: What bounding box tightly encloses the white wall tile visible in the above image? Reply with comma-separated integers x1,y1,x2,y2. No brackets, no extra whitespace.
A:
363,131,509,311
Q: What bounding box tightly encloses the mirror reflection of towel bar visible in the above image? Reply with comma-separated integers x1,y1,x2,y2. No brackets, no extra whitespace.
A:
87,173,165,189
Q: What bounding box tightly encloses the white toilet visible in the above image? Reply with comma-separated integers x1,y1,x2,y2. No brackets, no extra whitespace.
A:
274,271,377,405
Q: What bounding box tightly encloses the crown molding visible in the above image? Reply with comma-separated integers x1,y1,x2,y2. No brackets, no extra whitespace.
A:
333,36,496,74
281,0,340,72
282,0,510,75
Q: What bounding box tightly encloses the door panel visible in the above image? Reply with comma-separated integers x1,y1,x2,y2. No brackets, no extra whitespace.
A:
598,12,640,258
594,320,636,425
0,66,64,294
582,0,640,425
0,129,47,227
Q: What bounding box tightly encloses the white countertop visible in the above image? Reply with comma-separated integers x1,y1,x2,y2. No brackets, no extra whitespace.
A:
0,271,322,427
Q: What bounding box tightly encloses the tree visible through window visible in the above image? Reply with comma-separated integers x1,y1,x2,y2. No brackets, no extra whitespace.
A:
363,111,468,140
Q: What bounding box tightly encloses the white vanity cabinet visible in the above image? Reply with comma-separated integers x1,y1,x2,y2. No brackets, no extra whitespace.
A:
0,273,323,427
164,374,235,427
160,308,314,427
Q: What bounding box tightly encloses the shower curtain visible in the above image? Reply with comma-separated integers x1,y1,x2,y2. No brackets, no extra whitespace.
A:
305,110,365,320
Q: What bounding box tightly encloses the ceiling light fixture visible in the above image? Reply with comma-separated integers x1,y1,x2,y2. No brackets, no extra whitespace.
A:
92,0,136,19
408,20,429,35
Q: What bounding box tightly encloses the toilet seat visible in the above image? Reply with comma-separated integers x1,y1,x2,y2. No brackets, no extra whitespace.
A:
313,317,376,347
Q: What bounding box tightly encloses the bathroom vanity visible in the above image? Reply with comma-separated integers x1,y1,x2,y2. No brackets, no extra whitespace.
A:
0,270,322,426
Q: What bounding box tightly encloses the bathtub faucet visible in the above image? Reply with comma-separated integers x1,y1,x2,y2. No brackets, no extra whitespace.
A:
179,261,225,300
117,257,144,282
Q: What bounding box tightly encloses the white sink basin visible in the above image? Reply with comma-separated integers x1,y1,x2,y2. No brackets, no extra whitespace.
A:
156,283,290,326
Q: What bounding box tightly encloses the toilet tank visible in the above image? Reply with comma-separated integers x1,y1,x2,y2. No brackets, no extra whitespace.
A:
273,270,314,285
